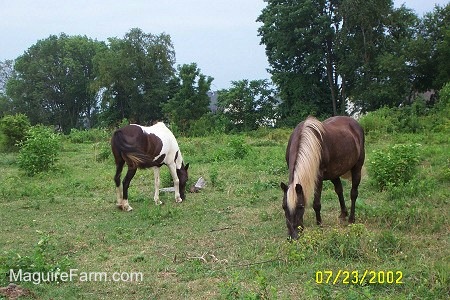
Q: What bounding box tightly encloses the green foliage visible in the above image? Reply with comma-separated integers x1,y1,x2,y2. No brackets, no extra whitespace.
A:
369,144,421,190
163,63,213,133
18,125,61,176
7,34,105,132
218,272,278,300
0,231,71,286
0,113,31,150
257,1,450,117
93,141,111,162
217,79,278,131
67,128,110,143
228,136,251,159
358,107,397,135
359,93,449,136
187,113,227,137
94,28,176,125
284,224,381,263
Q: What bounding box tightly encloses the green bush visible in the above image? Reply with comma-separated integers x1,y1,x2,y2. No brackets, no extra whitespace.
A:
359,107,397,134
68,128,110,143
93,141,111,162
228,136,251,159
0,113,31,150
187,113,227,137
369,144,421,190
18,125,61,176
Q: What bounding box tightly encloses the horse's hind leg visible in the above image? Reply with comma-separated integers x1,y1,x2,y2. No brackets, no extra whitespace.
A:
331,177,348,220
121,167,137,211
348,169,362,223
114,160,125,208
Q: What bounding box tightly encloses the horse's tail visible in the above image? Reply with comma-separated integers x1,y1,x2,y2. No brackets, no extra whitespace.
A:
111,130,152,168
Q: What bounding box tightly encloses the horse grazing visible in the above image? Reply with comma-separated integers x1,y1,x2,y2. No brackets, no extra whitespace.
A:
111,122,189,211
280,116,365,239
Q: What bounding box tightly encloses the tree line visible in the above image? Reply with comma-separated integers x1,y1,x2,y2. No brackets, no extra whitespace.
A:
0,1,449,134
258,0,449,126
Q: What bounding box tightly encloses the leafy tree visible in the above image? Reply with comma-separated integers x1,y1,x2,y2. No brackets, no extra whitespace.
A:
413,4,450,92
0,60,14,117
257,0,336,125
94,28,176,126
6,34,105,132
217,79,277,131
0,59,14,95
257,0,431,118
343,3,419,111
163,63,213,133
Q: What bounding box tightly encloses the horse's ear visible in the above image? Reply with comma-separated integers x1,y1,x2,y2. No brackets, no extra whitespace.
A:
295,184,303,194
280,182,288,192
184,163,189,170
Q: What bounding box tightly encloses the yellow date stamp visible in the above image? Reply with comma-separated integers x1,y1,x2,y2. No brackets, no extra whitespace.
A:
315,270,403,285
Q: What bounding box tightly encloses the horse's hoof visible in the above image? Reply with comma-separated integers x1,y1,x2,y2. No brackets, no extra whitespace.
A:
155,200,163,205
175,198,183,203
122,205,133,211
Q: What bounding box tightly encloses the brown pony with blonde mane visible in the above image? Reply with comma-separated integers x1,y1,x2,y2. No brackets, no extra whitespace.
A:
281,116,365,239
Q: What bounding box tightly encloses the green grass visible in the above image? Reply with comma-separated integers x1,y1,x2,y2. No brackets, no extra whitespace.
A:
0,127,449,299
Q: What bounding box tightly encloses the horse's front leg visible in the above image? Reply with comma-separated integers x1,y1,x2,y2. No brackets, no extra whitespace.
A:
167,163,182,203
313,180,323,226
153,167,162,205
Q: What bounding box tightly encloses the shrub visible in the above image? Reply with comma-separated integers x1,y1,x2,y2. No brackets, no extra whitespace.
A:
187,113,227,137
228,136,251,159
68,128,110,143
0,113,31,150
93,141,111,162
18,125,61,176
358,107,397,135
369,144,421,190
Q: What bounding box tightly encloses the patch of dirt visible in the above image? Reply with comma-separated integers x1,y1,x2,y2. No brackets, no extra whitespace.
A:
0,283,34,299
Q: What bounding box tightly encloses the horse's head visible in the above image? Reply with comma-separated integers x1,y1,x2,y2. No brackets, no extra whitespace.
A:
280,182,305,240
177,163,190,200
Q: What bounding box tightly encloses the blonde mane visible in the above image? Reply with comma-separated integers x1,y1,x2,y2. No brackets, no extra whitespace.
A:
287,117,324,213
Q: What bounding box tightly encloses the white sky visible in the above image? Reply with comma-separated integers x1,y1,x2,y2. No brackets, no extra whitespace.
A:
0,0,447,90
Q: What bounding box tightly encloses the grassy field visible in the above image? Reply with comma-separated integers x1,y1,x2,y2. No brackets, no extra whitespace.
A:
0,124,449,299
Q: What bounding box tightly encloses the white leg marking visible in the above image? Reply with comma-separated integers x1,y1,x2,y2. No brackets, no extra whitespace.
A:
121,199,133,211
153,167,162,205
116,187,123,208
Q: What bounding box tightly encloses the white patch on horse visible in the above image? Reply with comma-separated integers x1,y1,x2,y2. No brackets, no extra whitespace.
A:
121,199,133,211
134,122,184,203
116,187,123,206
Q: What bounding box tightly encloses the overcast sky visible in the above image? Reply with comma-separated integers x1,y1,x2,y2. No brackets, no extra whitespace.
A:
0,0,447,90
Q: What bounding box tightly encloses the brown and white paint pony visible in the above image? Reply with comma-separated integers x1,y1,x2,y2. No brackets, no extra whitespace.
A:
281,116,365,239
111,122,189,211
